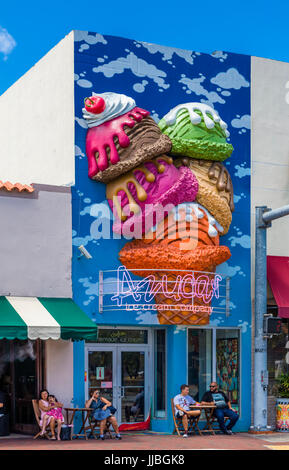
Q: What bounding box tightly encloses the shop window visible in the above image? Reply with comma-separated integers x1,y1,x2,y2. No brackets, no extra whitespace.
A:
216,330,240,412
154,329,166,418
188,329,212,401
267,320,289,397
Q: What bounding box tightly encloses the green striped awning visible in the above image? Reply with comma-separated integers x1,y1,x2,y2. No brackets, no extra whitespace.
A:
0,297,98,341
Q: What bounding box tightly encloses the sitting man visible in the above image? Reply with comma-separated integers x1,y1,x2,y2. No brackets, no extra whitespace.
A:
125,390,144,422
173,384,201,438
201,382,239,435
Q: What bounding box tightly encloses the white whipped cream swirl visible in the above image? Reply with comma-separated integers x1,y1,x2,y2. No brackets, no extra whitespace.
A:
82,92,136,128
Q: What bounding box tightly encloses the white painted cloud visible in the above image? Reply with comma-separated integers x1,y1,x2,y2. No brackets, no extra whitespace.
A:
135,310,159,325
74,73,92,88
238,320,250,333
179,75,225,106
216,262,241,278
210,68,249,90
72,234,92,247
211,51,228,62
218,299,236,309
173,325,187,335
229,234,251,249
74,31,107,46
93,52,170,91
75,145,84,157
234,164,250,178
75,116,88,129
90,201,111,219
0,26,16,59
77,79,93,88
133,80,149,93
151,110,160,123
231,114,251,129
209,318,224,326
138,42,195,65
233,192,246,204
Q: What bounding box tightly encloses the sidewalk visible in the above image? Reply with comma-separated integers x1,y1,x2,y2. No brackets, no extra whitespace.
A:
1,431,289,450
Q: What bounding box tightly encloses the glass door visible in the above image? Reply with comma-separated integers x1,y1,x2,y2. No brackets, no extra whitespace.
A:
86,344,150,424
119,350,145,423
87,348,115,405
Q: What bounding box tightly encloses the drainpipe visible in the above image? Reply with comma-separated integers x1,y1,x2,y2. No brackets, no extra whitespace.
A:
253,204,289,431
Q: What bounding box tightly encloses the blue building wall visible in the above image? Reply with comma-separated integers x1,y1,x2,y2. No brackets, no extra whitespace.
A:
72,31,251,431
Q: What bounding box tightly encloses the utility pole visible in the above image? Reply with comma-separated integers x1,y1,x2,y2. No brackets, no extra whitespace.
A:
253,204,289,431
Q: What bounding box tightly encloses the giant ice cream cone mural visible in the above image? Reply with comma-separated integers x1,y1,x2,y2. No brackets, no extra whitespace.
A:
83,95,234,325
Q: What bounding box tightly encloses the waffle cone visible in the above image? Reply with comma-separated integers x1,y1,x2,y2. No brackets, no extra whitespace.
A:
154,271,217,326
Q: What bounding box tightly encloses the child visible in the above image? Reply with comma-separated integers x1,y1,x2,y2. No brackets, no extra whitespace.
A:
40,395,64,440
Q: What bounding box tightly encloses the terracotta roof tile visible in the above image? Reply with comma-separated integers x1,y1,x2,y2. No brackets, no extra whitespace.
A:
0,181,35,193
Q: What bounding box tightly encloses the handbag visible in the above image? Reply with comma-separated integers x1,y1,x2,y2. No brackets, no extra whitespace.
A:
108,405,117,415
60,425,72,440
98,400,117,415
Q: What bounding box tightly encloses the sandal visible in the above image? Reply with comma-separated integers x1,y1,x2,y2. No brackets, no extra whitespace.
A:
51,435,56,440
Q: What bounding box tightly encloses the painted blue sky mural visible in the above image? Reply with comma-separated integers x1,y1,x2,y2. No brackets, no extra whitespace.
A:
72,31,251,332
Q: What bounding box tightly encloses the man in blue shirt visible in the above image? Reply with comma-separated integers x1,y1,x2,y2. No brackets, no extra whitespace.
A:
201,382,239,435
173,384,201,438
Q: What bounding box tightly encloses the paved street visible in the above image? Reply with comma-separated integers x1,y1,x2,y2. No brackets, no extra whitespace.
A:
1,432,289,451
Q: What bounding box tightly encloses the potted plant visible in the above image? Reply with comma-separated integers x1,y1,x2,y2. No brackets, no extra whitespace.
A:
276,373,289,432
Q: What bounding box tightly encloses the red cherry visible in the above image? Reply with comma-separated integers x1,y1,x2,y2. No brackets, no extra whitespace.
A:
84,96,106,114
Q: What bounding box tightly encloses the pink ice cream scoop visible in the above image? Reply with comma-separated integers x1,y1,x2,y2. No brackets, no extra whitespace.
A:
106,157,199,238
82,92,172,183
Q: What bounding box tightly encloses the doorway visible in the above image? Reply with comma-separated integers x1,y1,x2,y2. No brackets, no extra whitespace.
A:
85,329,152,424
0,339,45,434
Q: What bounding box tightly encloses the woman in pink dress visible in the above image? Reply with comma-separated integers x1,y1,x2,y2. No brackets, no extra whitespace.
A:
39,390,64,440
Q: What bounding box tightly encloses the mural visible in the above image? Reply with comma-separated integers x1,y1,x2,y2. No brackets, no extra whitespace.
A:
216,338,239,406
73,32,251,330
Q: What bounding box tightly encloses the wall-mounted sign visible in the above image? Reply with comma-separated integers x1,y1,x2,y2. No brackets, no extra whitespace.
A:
99,265,230,325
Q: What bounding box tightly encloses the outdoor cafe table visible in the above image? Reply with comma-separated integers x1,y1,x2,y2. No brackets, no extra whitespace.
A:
190,404,217,435
64,407,93,440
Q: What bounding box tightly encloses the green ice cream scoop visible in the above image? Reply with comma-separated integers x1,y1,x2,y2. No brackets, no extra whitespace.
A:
158,103,233,161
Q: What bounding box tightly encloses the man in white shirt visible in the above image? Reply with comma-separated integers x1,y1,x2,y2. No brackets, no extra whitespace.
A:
173,384,201,438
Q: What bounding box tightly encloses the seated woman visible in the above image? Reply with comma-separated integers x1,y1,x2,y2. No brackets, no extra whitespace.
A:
38,389,64,440
85,389,121,440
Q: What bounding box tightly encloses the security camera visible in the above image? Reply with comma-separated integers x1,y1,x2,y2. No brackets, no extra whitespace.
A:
78,245,92,259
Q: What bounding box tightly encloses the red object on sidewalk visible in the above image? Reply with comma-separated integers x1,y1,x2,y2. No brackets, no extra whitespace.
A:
119,409,151,432
267,255,289,318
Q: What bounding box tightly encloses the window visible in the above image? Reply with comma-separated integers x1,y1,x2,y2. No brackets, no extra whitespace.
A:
216,329,240,412
188,329,212,401
154,330,166,418
267,320,289,396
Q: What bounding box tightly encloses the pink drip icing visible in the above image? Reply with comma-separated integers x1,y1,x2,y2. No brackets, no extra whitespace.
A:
85,107,150,178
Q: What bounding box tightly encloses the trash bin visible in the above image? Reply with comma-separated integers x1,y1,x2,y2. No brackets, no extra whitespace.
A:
0,414,10,436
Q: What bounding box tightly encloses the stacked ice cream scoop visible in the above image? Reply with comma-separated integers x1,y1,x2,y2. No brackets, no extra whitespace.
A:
83,95,234,325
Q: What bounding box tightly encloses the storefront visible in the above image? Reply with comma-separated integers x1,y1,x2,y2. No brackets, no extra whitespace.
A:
266,256,289,427
83,326,241,428
0,296,98,434
70,31,251,432
0,30,256,434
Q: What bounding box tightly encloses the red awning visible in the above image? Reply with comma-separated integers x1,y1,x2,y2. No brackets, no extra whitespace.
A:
267,256,289,318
